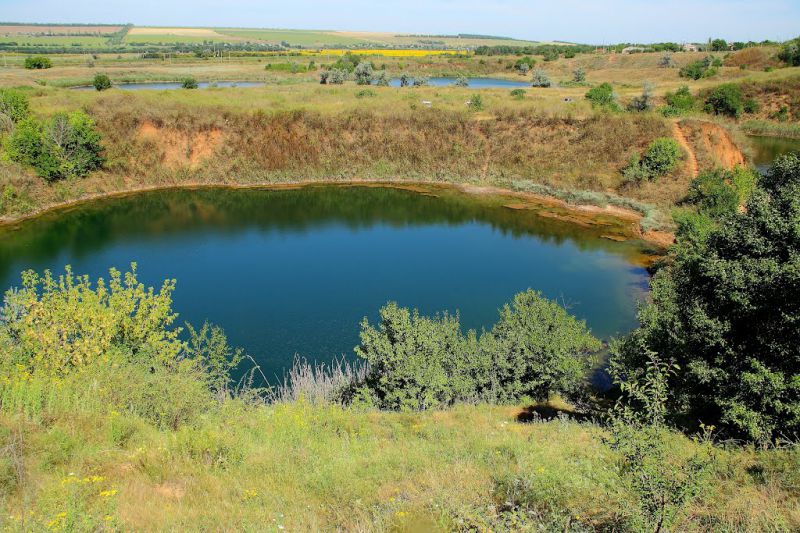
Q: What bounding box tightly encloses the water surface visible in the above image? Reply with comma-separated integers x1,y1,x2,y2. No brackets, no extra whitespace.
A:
0,185,651,381
749,135,800,173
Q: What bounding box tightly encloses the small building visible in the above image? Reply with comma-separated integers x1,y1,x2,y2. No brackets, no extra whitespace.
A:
621,46,646,54
682,43,699,52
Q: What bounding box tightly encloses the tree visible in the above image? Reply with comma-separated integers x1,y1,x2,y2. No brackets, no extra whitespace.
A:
353,61,374,85
93,73,112,91
453,75,469,87
530,69,551,88
704,83,743,118
480,290,600,402
585,82,618,109
710,39,728,51
610,153,800,442
679,57,716,80
399,73,411,87
24,56,52,69
181,77,199,89
6,111,104,182
627,82,654,112
778,36,800,66
573,68,586,83
0,88,29,124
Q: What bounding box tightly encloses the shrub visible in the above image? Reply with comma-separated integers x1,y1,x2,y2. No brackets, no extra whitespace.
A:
353,62,374,85
372,71,389,86
0,88,29,123
181,77,198,89
24,56,52,69
412,76,429,87
92,73,112,92
572,68,586,83
610,153,800,442
679,57,717,80
468,94,483,111
530,69,551,88
743,98,760,114
320,69,347,85
510,88,525,100
355,89,376,98
778,37,800,66
624,138,682,183
685,168,753,218
6,111,104,181
399,73,412,87
704,83,743,118
513,56,535,74
355,290,600,410
585,82,618,110
661,85,695,116
453,75,469,87
710,39,728,52
659,53,674,68
480,290,601,402
627,82,654,112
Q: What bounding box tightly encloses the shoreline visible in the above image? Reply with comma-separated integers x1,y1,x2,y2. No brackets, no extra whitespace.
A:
0,178,674,248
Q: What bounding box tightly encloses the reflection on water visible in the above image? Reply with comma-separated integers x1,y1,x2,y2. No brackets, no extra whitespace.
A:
0,185,652,380
748,135,800,173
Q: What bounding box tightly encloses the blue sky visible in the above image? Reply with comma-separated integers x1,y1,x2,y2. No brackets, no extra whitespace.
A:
1,0,797,43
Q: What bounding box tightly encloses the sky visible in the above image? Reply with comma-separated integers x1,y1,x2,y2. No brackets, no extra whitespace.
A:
0,0,797,44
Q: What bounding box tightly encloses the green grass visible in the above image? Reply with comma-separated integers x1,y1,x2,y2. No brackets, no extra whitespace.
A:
0,36,109,46
123,34,226,45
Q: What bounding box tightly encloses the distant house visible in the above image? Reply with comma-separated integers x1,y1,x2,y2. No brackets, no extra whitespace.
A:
682,43,699,52
621,46,645,54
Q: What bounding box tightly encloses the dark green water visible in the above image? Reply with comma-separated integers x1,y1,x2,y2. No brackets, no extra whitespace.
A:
0,185,653,381
749,135,800,172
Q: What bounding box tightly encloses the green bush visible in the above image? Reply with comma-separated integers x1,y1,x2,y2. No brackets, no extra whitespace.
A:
468,94,484,111
510,88,525,100
6,111,104,181
181,77,199,89
24,56,52,69
572,68,586,83
453,75,469,87
627,82,654,112
355,290,600,410
743,98,760,114
353,62,374,85
92,73,112,91
641,138,682,175
778,36,800,66
704,83,744,118
585,82,619,110
679,57,717,80
0,88,29,124
660,86,695,116
530,69,551,88
610,153,800,442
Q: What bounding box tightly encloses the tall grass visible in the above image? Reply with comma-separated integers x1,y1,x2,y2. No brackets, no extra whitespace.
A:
266,356,367,405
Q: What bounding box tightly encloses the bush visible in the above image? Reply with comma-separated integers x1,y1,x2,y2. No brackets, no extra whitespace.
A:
585,82,618,110
0,88,29,123
743,98,760,114
530,69,551,88
24,56,51,69
355,89,376,98
353,62,374,85
6,111,104,181
355,290,600,410
572,68,586,83
510,88,525,100
704,83,743,118
778,36,800,66
92,73,112,91
468,94,483,111
627,82,654,112
181,77,198,89
610,153,800,442
679,57,717,80
686,168,757,218
660,85,695,116
453,75,469,87
624,138,682,183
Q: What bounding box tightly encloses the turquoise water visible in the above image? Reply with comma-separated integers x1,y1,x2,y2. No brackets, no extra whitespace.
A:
0,185,651,381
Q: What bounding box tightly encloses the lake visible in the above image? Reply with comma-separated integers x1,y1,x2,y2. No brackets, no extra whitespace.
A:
72,78,529,91
0,185,652,382
749,135,800,173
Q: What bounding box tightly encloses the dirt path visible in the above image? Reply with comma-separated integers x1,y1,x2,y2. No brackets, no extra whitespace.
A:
672,122,699,178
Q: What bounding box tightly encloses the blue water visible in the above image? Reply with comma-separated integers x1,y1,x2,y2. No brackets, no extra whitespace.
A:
0,186,650,381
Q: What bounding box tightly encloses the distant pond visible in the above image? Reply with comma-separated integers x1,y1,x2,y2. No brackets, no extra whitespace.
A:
0,185,654,382
748,135,800,173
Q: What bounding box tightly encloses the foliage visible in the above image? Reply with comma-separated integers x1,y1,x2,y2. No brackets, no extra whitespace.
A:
513,56,535,75
686,167,757,218
372,71,389,86
510,88,525,100
319,69,347,84
181,77,198,89
627,82,654,112
24,56,52,69
778,36,800,66
679,57,717,80
453,75,469,87
660,86,695,116
710,39,728,52
6,111,104,182
610,154,800,442
585,82,619,110
92,73,112,91
623,138,682,183
658,53,674,68
572,68,586,83
468,94,483,111
530,69,551,88
704,83,744,118
355,290,600,410
186,321,243,402
353,61,374,85
0,89,30,124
